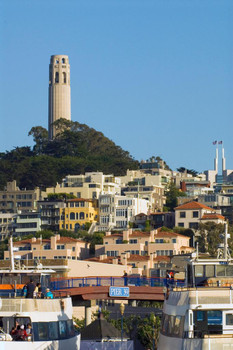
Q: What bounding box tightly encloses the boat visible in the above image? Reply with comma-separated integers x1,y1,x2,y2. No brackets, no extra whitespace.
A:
0,236,80,349
158,223,233,350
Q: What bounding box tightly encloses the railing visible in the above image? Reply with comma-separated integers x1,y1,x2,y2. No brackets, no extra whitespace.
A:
50,276,185,291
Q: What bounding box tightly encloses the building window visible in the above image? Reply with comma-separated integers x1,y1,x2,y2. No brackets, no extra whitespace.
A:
192,211,199,218
189,222,198,230
172,239,176,243
179,212,186,218
80,212,85,220
178,223,184,227
72,247,75,252
62,58,65,64
44,244,51,250
70,212,75,220
57,245,65,250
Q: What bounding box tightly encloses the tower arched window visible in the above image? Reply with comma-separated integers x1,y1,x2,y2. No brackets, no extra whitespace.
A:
62,58,66,64
55,72,59,83
70,212,75,220
63,72,66,84
80,212,85,220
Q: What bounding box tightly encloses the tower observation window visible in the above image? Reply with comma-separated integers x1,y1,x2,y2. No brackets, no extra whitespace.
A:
62,58,66,64
55,72,59,83
63,72,66,83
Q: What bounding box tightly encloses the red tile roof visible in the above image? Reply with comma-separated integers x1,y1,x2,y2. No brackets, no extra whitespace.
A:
156,231,189,239
175,201,214,211
201,214,225,221
130,231,150,238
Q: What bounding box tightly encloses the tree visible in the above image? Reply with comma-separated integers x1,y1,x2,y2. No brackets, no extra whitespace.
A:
177,167,198,177
164,182,186,211
28,126,48,154
197,222,225,256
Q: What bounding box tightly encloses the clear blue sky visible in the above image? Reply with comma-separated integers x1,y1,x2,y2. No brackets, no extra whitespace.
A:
1,0,233,173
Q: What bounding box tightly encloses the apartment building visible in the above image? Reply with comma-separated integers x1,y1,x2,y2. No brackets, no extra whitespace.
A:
14,211,41,238
59,198,98,231
0,180,41,213
98,194,149,231
44,172,121,200
4,234,90,260
95,229,192,258
175,201,223,229
37,199,66,231
0,213,16,240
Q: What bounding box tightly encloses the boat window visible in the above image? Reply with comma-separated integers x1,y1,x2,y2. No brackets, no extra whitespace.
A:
205,265,215,277
59,320,67,338
226,266,233,277
216,265,233,277
67,319,75,337
216,265,226,277
195,265,204,277
168,315,175,335
161,314,184,338
207,311,222,325
226,314,233,326
48,321,59,340
197,311,205,322
38,322,48,340
162,314,169,334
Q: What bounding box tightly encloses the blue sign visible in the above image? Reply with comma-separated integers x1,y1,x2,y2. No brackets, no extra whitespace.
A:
109,286,129,298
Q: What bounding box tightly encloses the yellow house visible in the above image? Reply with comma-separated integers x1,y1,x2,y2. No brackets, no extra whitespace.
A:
59,198,99,231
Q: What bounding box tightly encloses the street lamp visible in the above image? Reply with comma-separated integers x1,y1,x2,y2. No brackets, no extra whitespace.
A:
120,303,125,348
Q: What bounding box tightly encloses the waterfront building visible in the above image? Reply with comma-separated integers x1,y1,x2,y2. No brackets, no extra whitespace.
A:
48,55,71,139
4,234,90,261
95,229,192,260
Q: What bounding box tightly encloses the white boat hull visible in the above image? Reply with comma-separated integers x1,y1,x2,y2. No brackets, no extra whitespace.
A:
0,334,80,349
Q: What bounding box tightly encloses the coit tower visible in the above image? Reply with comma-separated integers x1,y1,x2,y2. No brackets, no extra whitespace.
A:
48,55,71,140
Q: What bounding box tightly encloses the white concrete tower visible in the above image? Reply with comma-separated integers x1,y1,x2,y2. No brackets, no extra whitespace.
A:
214,146,218,174
222,144,226,172
48,55,71,140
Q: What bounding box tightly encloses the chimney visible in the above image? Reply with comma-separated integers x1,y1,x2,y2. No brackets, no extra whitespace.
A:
112,258,118,265
32,237,36,242
123,229,130,241
120,252,128,265
99,254,107,261
105,231,111,237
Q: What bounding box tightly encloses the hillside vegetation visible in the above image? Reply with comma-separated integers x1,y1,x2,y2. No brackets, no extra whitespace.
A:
0,119,138,190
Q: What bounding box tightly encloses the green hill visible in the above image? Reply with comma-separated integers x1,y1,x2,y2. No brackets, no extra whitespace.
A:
0,120,139,190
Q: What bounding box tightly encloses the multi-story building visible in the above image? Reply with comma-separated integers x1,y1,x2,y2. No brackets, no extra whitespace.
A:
175,201,224,230
4,234,90,261
59,198,98,231
95,229,192,258
37,199,66,231
0,213,16,240
14,211,41,238
98,194,149,231
44,172,121,200
0,180,41,213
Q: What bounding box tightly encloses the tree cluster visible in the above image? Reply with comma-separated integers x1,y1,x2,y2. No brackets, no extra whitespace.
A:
0,120,139,190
